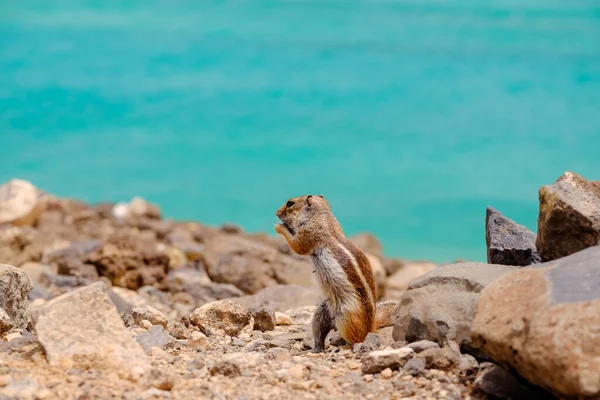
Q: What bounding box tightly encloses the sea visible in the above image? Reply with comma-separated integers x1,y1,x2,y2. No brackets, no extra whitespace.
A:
1,0,599,262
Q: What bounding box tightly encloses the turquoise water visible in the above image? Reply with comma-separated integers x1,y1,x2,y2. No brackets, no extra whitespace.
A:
1,1,599,262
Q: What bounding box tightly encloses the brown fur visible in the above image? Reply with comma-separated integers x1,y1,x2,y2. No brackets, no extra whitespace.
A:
275,194,398,349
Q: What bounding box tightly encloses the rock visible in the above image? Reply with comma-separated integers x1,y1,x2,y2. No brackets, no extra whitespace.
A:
405,340,439,353
457,354,479,375
203,234,313,294
139,320,153,330
354,332,383,356
349,233,383,257
249,306,275,332
473,364,552,400
360,347,414,374
366,253,386,299
165,229,204,261
403,357,426,376
190,299,251,337
143,367,177,391
169,321,191,340
167,267,244,304
384,262,436,301
41,240,102,280
537,171,600,261
187,353,206,370
283,305,316,325
275,312,293,326
0,264,33,329
235,284,322,313
416,346,458,371
471,246,600,398
87,233,170,290
132,306,168,328
0,179,44,226
392,262,516,351
135,326,176,354
486,207,541,266
381,258,404,276
380,368,393,379
113,197,161,221
210,357,241,377
19,262,53,283
189,331,209,349
0,378,39,400
0,308,13,334
32,282,149,379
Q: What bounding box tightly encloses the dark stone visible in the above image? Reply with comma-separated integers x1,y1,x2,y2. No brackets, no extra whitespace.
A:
354,332,383,356
474,364,553,400
486,207,541,266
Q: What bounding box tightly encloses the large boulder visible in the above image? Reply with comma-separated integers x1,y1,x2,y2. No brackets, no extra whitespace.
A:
392,262,515,351
349,233,383,258
235,284,322,313
0,179,44,226
87,233,170,290
32,282,150,379
0,264,33,329
537,171,600,261
203,234,313,294
471,246,600,398
485,207,541,266
384,262,436,301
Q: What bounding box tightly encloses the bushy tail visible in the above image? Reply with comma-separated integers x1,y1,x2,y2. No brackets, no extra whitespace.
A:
375,300,400,329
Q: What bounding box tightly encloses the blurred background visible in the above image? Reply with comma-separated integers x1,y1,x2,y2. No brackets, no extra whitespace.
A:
1,0,599,262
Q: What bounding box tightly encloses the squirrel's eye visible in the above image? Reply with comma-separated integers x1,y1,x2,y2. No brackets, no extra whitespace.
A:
286,201,295,208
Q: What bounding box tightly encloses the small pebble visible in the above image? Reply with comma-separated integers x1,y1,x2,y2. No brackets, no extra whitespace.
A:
275,312,293,326
380,368,392,379
363,374,374,382
140,320,153,330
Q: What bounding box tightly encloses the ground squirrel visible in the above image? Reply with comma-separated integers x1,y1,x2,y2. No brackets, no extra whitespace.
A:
274,194,399,352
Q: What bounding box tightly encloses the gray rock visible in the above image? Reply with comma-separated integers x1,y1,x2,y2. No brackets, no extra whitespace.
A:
537,171,600,261
361,347,415,374
392,262,516,352
202,234,313,294
32,281,149,379
0,263,34,329
136,326,176,354
354,332,383,356
235,284,322,313
168,267,244,304
472,246,600,398
474,364,553,400
402,357,426,376
486,207,541,266
405,340,440,353
458,354,479,374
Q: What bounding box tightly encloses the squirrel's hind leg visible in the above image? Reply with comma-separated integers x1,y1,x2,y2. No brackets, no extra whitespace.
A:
311,300,333,353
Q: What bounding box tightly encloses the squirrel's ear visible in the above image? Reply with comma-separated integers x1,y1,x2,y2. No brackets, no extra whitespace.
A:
317,194,324,198
306,194,313,206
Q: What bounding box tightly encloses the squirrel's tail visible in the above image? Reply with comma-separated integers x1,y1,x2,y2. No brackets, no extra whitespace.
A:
374,300,400,329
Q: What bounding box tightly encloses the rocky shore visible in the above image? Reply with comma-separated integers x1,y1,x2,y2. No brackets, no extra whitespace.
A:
0,172,598,400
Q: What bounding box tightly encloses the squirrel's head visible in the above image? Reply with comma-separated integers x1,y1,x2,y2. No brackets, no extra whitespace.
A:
274,194,332,254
